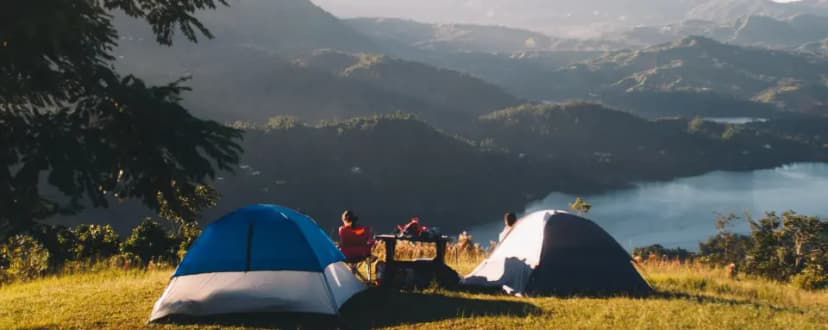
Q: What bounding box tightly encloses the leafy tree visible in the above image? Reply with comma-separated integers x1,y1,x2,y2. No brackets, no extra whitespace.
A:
0,235,51,282
70,224,120,261
0,0,242,241
121,218,176,265
694,210,828,288
742,211,828,283
569,197,592,215
743,212,789,281
688,116,705,133
781,212,825,271
27,224,77,268
698,233,752,266
698,212,752,265
171,221,203,260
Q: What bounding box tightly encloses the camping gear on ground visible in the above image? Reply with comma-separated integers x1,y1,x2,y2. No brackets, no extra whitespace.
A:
338,224,377,282
375,234,458,289
148,204,364,322
382,259,459,289
462,210,651,296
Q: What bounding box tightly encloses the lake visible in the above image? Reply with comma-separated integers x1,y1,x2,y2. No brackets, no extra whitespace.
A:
468,162,828,251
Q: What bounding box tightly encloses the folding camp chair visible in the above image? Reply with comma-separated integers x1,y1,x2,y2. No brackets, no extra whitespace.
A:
338,225,377,283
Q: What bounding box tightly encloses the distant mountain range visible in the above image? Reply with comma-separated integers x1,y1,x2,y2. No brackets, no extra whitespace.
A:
345,18,628,53
113,0,523,125
613,14,828,49
313,0,828,38
533,36,828,116
687,0,828,23
798,38,828,55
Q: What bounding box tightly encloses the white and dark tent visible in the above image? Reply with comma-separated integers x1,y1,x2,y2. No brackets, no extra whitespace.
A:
149,204,364,322
462,210,651,296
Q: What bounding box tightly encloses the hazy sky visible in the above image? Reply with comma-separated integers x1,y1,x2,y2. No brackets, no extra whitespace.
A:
309,0,695,37
311,0,808,37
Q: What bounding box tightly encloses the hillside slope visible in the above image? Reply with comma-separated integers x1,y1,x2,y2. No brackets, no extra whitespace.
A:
345,18,627,53
113,0,521,124
293,50,521,117
614,14,828,49
470,102,824,180
1,264,826,329
538,37,828,116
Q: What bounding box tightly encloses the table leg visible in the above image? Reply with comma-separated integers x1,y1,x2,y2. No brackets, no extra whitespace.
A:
383,240,397,287
435,240,446,264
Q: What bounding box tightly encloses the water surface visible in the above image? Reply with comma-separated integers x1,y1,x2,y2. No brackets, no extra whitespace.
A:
469,163,828,251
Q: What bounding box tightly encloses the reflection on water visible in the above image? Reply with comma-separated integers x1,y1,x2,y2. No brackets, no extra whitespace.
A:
469,163,828,251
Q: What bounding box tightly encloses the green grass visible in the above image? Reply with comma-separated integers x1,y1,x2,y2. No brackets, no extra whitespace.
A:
1,263,826,329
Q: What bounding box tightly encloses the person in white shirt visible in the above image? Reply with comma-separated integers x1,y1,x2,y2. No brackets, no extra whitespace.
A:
498,212,518,242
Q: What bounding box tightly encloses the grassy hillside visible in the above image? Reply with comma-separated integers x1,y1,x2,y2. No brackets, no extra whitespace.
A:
1,262,826,329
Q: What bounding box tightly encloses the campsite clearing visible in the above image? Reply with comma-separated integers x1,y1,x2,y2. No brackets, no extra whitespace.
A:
1,263,826,329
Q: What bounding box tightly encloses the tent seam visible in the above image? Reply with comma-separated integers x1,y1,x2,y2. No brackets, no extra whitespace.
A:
283,212,329,272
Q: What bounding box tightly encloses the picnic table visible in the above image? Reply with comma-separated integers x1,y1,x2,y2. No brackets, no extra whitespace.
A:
375,234,451,287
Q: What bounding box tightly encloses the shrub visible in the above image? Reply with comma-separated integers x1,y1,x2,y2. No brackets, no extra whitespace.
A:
695,211,828,286
70,224,120,261
698,233,752,266
28,224,77,268
790,251,828,290
121,218,176,265
633,244,695,262
171,221,202,260
0,235,51,283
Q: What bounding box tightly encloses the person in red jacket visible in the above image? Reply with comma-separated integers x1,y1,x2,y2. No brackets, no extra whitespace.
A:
338,210,374,261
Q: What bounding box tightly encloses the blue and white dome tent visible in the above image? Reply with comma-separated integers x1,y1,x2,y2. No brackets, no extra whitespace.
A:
149,204,364,322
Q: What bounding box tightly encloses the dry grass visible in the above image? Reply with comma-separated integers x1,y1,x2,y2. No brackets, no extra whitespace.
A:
1,243,827,329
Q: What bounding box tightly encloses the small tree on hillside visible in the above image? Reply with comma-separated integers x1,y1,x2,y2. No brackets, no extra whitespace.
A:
70,224,120,261
0,235,51,282
569,197,592,215
121,218,176,265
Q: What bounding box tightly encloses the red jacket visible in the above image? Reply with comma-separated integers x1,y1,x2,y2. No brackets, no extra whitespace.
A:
338,224,373,260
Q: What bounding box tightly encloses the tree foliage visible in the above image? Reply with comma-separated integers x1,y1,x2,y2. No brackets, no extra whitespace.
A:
0,235,51,282
632,244,694,261
569,197,592,215
0,0,242,240
694,211,828,289
121,218,176,265
70,224,120,261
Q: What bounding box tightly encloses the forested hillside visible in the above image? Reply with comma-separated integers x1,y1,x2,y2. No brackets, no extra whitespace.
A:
532,37,828,117
54,107,828,234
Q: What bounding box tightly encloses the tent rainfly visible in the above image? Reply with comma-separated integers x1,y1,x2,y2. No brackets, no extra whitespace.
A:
149,204,364,322
462,210,651,296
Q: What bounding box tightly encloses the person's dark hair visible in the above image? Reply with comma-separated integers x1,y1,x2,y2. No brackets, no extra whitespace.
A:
504,212,517,227
342,210,358,223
